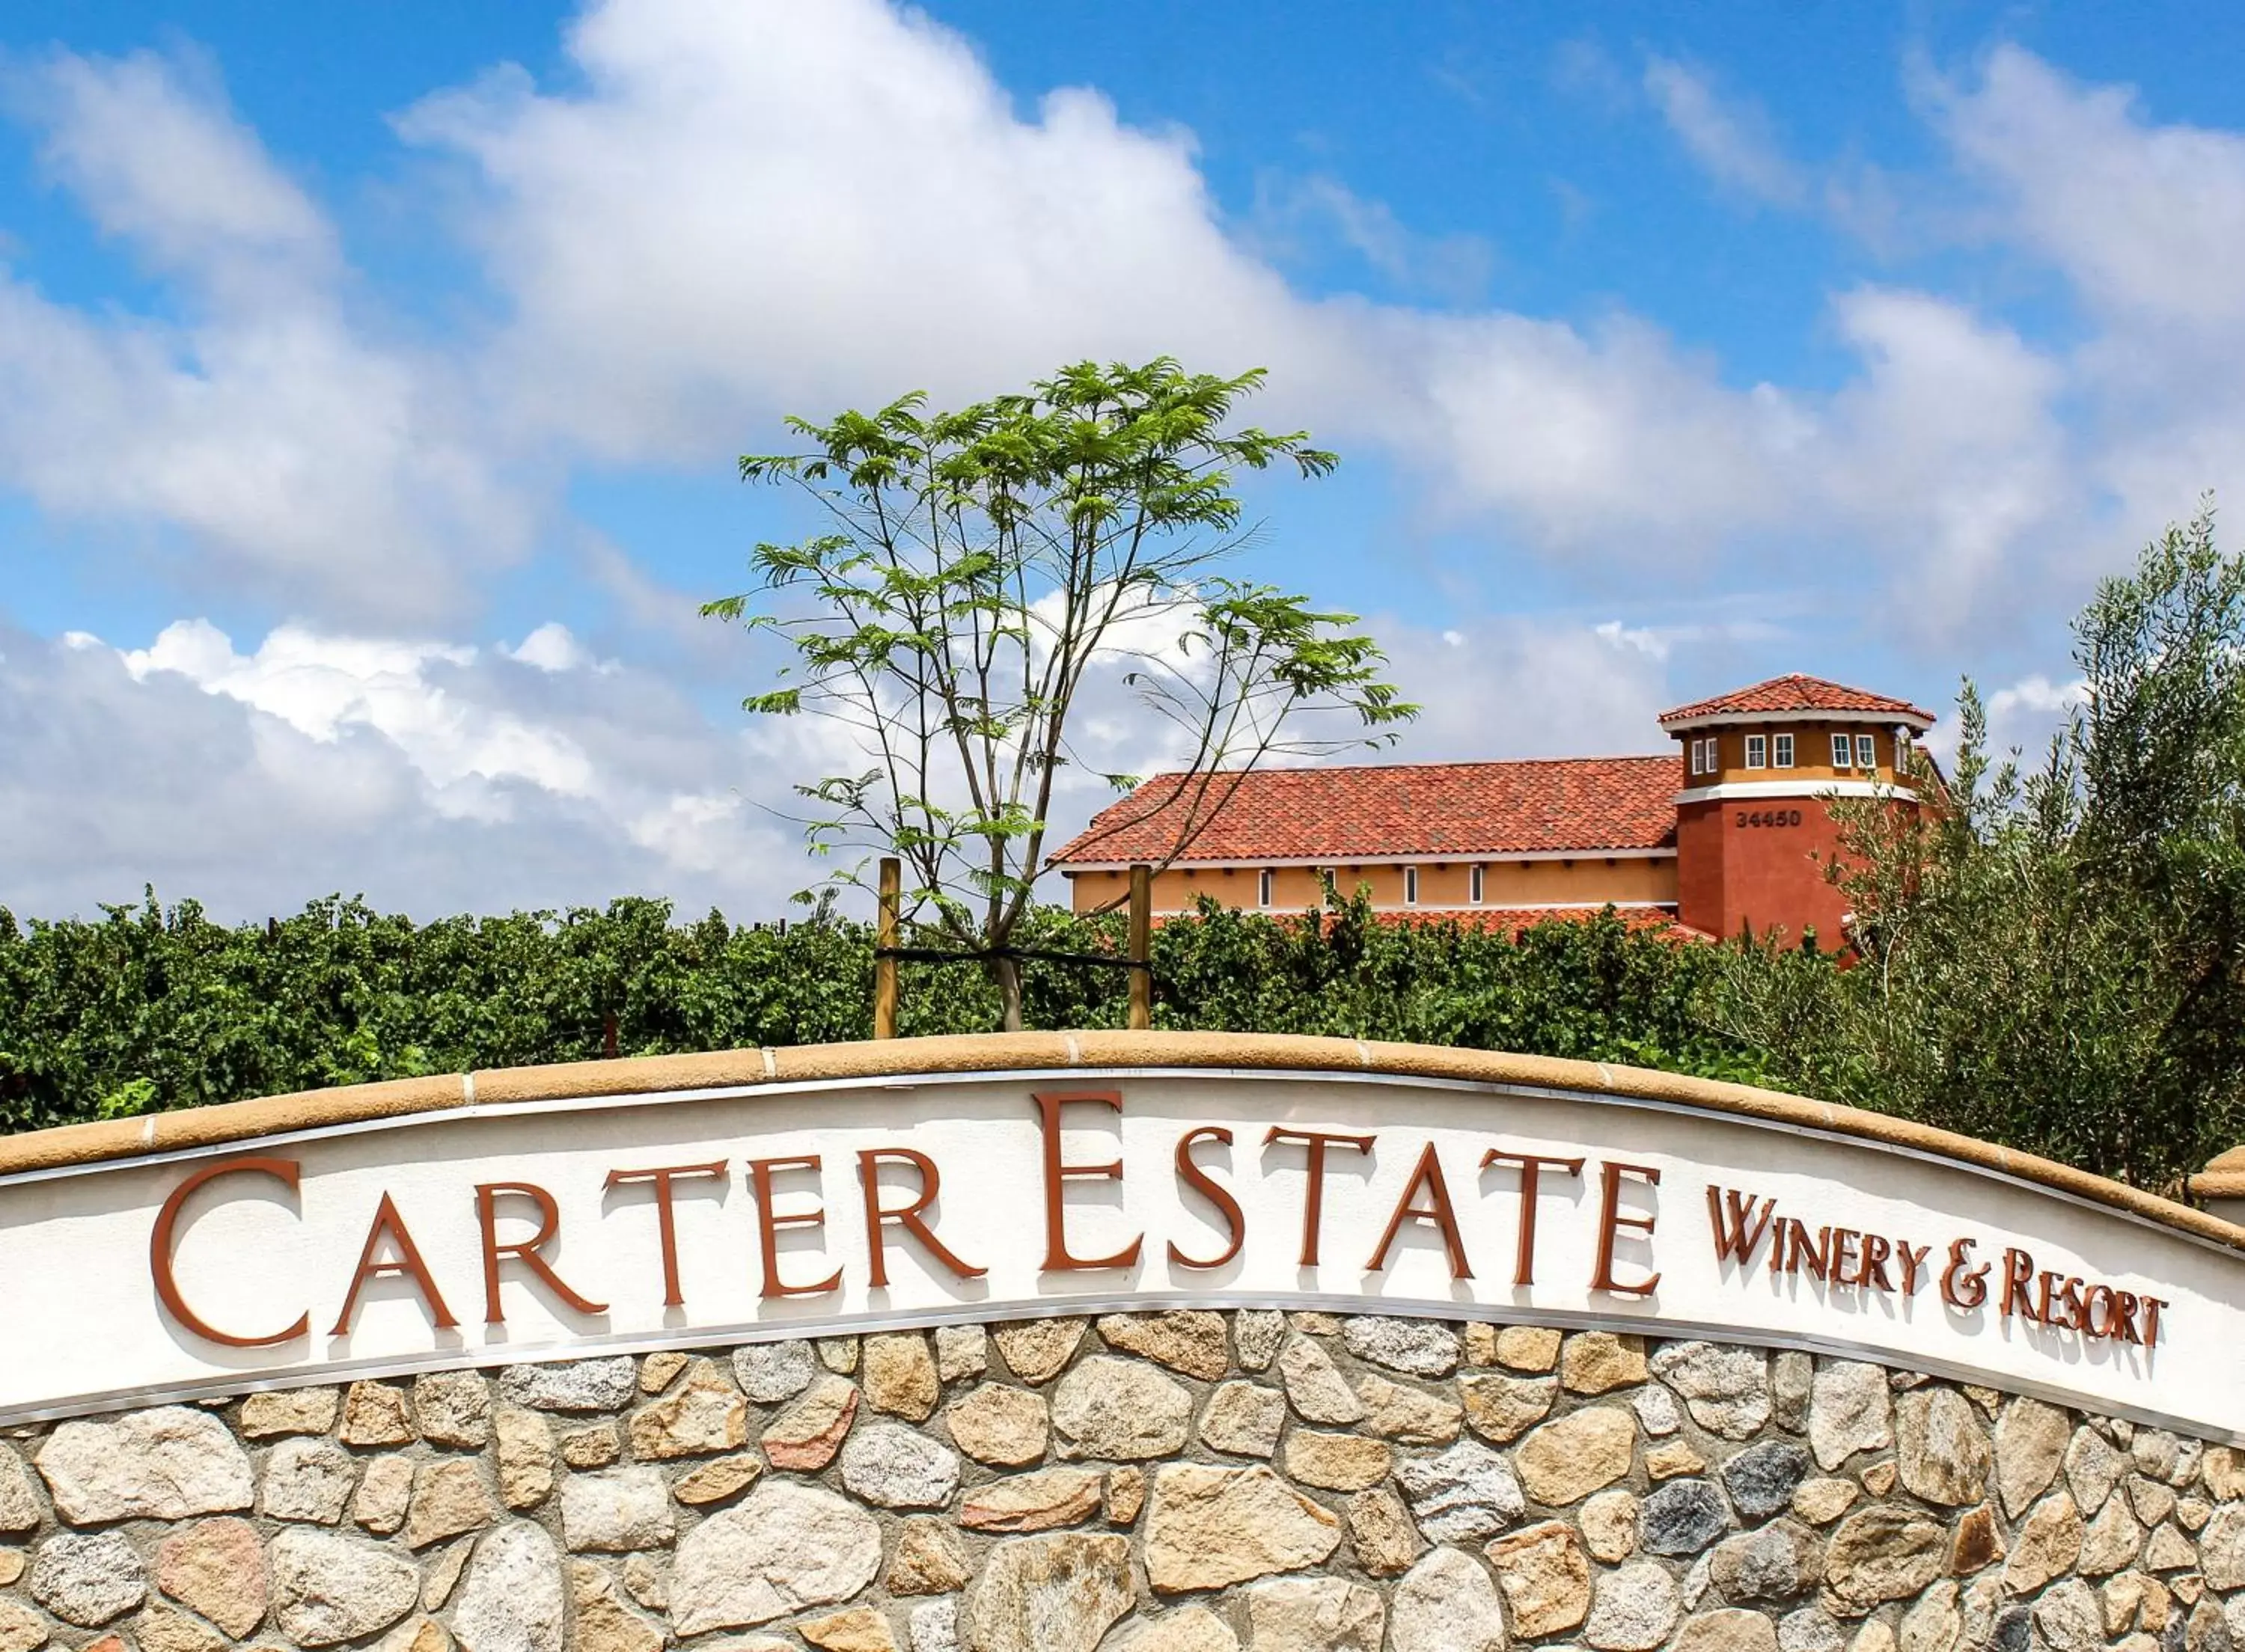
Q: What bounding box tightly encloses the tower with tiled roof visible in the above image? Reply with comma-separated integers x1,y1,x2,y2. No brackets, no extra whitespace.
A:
1658,674,1935,943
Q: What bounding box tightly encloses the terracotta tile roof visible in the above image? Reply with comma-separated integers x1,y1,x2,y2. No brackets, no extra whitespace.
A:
1658,674,1935,729
1049,756,1681,866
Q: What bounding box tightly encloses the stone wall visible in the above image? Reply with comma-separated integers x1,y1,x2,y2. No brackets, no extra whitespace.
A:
0,1314,2238,1652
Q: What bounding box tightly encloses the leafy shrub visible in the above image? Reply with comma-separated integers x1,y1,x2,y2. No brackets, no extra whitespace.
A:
0,890,1770,1134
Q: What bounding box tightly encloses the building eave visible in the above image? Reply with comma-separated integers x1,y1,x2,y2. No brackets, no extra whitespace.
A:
1673,779,1916,805
1055,848,1679,874
1660,706,1936,735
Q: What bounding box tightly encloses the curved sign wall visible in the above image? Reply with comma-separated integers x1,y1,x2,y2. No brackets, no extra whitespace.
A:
1,1034,2238,1440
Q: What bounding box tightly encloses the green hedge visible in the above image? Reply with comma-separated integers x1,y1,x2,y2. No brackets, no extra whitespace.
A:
0,893,1773,1133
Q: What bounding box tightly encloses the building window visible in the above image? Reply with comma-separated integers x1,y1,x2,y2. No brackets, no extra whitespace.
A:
1470,864,1484,903
1856,733,1877,770
1745,734,1768,768
1774,733,1795,768
1258,868,1274,908
1831,733,1852,768
1404,866,1420,905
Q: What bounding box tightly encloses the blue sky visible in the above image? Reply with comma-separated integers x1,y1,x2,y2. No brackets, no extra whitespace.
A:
4,1,2243,917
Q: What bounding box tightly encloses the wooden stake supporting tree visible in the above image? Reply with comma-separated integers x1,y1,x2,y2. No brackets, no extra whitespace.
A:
870,855,1153,1035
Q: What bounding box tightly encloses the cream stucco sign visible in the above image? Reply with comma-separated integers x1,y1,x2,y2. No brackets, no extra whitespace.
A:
1,1033,2238,1441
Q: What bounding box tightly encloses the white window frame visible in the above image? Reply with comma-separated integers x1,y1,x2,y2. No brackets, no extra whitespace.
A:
1258,868,1274,908
1774,733,1795,768
1745,734,1768,769
1470,864,1485,903
1831,733,1852,769
1404,866,1420,905
1856,733,1877,770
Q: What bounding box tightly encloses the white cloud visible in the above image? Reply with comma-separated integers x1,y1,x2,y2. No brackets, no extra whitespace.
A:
1919,46,2245,594
0,618,801,919
1595,620,1670,661
123,620,597,816
1933,46,2245,331
0,50,530,622
1809,288,2072,626
504,621,608,673
1245,172,1496,303
394,0,1830,563
1920,671,2083,768
1642,55,1807,206
8,48,334,294
1378,616,1674,762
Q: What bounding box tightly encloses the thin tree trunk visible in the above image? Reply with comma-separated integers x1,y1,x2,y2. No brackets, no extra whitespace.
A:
994,955,1024,1033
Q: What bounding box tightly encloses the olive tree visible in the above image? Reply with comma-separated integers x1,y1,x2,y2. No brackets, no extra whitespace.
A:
703,358,1415,1030
1711,507,2245,1189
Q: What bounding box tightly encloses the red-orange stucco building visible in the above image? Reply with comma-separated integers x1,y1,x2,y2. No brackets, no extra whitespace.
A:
1048,674,1936,943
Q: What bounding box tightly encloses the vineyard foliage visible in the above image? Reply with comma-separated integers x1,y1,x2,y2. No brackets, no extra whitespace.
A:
0,891,1773,1134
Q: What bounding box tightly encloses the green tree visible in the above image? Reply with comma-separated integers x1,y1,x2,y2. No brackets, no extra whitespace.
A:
703,358,1416,1030
1713,507,2245,1190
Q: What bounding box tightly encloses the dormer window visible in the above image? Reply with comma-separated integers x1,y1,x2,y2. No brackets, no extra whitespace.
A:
1745,735,1768,769
1774,733,1795,768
